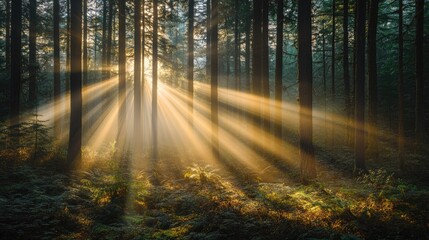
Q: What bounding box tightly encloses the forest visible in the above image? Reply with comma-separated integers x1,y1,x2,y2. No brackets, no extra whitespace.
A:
0,0,429,239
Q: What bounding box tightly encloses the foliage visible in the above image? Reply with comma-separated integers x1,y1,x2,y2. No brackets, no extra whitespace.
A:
183,163,221,184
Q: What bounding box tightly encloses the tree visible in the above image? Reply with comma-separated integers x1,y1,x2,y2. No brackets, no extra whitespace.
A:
252,0,262,125
54,0,61,137
118,0,126,140
10,0,22,127
274,0,284,138
211,0,219,160
5,0,10,71
298,0,316,179
415,0,424,141
261,0,269,130
188,0,194,121
83,0,88,86
343,0,351,144
354,0,366,172
398,0,404,170
67,0,83,164
331,0,336,147
368,0,379,157
153,0,159,160
28,0,37,105
206,0,211,80
134,0,142,151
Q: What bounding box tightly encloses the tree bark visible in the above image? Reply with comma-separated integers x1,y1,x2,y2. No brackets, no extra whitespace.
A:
343,0,351,145
10,0,22,126
354,0,366,172
67,0,83,164
152,0,159,160
252,0,262,126
118,0,126,141
275,0,284,138
298,0,316,179
83,0,88,86
331,0,336,147
368,0,379,157
188,0,194,121
54,0,61,137
5,0,10,71
28,0,37,105
211,0,219,160
415,0,424,141
134,0,142,151
398,0,404,170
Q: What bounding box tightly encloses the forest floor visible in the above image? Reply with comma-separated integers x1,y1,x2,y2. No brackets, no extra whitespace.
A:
1,149,429,240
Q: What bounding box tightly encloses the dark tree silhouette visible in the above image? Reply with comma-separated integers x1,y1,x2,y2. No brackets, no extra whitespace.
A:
398,0,404,170
28,0,37,105
298,0,316,179
211,0,219,160
354,0,366,172
134,0,142,150
153,0,159,160
275,0,284,138
10,0,22,126
188,0,194,120
54,0,61,137
415,0,424,141
67,0,83,164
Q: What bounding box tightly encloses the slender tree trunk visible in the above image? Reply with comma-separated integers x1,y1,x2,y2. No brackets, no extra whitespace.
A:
234,0,240,92
252,0,262,126
323,23,327,146
67,0,83,164
83,0,88,86
354,0,366,172
188,0,194,122
102,0,107,78
152,0,159,160
206,0,211,82
54,0,61,137
343,0,351,145
118,0,126,140
398,0,405,170
66,0,70,92
331,0,336,147
10,0,22,127
368,0,379,157
245,11,250,93
5,0,10,71
106,0,114,78
262,0,269,132
298,0,316,179
415,0,424,141
142,0,145,98
28,0,37,105
134,0,142,151
275,0,284,138
211,0,219,160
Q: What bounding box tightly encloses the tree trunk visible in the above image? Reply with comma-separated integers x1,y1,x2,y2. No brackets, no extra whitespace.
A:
118,0,126,141
398,0,404,170
298,0,316,179
252,0,262,126
211,0,219,160
343,0,351,145
5,0,10,71
206,0,211,82
367,0,379,157
83,0,88,86
234,0,240,92
54,0,61,137
331,0,336,147
106,0,114,78
188,0,194,121
262,0,270,132
275,0,284,138
152,0,159,160
415,0,424,141
10,0,22,126
28,0,37,105
102,0,107,75
66,0,70,92
134,0,142,151
354,0,366,172
67,0,83,164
